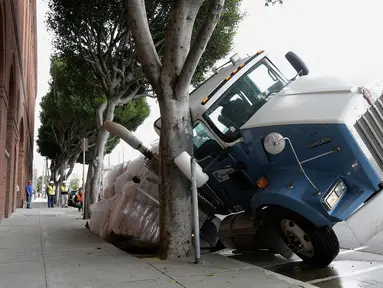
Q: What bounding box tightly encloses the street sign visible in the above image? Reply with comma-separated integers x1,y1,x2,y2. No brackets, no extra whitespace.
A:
81,138,88,152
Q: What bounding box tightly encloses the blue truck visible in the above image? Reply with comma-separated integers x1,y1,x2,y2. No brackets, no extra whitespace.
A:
106,50,383,268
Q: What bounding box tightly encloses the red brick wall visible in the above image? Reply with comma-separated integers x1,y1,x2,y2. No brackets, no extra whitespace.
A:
0,0,37,221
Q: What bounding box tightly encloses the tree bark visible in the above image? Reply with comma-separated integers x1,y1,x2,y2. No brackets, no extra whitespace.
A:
83,100,116,219
158,90,193,259
55,163,65,205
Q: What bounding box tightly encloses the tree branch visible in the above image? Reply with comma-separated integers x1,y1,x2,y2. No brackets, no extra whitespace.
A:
176,0,225,95
107,10,124,56
124,0,161,91
97,101,108,128
161,0,203,87
117,85,141,106
66,151,81,179
50,124,64,150
136,93,157,99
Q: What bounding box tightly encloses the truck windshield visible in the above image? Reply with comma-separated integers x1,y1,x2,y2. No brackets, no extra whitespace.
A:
203,58,288,142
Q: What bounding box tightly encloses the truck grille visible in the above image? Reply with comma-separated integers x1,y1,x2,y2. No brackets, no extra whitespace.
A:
354,96,383,171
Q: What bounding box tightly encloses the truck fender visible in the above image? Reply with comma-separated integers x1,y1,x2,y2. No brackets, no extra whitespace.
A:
251,192,331,227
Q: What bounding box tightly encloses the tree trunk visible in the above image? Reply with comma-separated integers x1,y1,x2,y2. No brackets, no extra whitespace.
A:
56,164,65,206
50,166,56,183
158,91,193,259
83,101,116,219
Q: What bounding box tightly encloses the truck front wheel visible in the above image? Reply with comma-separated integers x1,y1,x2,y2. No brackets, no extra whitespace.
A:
274,209,339,267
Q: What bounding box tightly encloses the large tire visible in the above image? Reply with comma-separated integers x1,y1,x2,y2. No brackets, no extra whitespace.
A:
271,208,339,268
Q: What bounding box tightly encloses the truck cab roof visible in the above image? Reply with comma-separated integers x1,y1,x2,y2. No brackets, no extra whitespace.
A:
189,54,253,114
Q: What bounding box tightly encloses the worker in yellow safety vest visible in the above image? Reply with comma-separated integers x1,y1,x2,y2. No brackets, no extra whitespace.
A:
46,180,56,208
60,182,69,208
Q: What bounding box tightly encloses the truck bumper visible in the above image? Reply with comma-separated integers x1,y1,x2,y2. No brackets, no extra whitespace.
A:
345,188,383,245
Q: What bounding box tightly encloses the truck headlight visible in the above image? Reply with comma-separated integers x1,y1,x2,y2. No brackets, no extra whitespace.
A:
324,180,347,209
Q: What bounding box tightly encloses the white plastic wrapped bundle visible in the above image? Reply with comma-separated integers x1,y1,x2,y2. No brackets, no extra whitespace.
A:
99,195,120,239
102,174,109,199
89,143,162,244
109,182,137,235
89,200,110,236
103,162,130,200
105,162,160,243
103,185,115,200
125,156,146,180
106,163,123,182
124,166,160,242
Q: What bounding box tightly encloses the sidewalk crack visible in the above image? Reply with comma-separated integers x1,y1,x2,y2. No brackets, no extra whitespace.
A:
39,207,48,288
148,263,186,288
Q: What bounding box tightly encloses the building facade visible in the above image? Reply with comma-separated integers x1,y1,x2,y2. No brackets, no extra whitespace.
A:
0,0,37,221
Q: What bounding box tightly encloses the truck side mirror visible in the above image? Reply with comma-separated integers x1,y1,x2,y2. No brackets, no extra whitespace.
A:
285,51,309,77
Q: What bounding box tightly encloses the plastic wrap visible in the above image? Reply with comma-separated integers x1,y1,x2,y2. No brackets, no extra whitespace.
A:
109,181,137,235
89,154,161,244
116,175,160,243
103,185,115,200
99,195,120,239
106,162,128,185
103,162,129,200
114,170,131,195
89,200,110,235
89,151,211,246
89,141,168,244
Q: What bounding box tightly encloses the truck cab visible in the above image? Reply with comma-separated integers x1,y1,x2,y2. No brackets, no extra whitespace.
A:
153,50,383,267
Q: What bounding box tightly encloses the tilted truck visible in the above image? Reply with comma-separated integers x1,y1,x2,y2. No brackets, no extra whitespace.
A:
104,50,383,268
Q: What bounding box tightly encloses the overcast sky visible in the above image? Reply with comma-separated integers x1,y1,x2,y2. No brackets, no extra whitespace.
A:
34,0,383,180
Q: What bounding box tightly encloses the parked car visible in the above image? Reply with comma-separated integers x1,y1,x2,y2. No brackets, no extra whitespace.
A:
68,190,77,207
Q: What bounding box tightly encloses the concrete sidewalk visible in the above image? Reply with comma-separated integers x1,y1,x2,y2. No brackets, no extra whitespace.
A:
0,201,316,288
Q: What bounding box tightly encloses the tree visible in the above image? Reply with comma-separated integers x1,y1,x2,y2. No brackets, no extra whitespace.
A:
46,0,243,218
37,55,102,190
124,0,233,259
265,0,283,6
70,178,79,190
37,55,150,204
47,0,147,218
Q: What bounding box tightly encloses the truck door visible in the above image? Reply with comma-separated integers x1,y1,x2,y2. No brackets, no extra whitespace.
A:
193,122,254,212
344,190,383,245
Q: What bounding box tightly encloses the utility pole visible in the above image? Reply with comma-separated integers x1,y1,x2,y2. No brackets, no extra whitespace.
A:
46,158,49,199
190,157,201,264
41,159,45,197
42,157,49,199
81,138,88,190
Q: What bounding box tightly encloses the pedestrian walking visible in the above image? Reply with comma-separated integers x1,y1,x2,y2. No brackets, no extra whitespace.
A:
60,182,69,208
26,181,32,209
46,180,56,208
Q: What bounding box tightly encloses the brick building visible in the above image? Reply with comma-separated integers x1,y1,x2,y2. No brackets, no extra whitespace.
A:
0,0,37,221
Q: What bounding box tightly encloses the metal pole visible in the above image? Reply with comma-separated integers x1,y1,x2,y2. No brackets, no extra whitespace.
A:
190,156,200,264
82,138,86,190
41,159,45,198
122,146,125,163
45,158,48,198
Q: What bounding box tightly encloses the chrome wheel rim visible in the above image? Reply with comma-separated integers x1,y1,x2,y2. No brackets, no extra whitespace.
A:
280,219,314,258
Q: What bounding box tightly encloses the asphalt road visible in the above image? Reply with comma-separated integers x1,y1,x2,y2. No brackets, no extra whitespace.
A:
221,222,383,288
